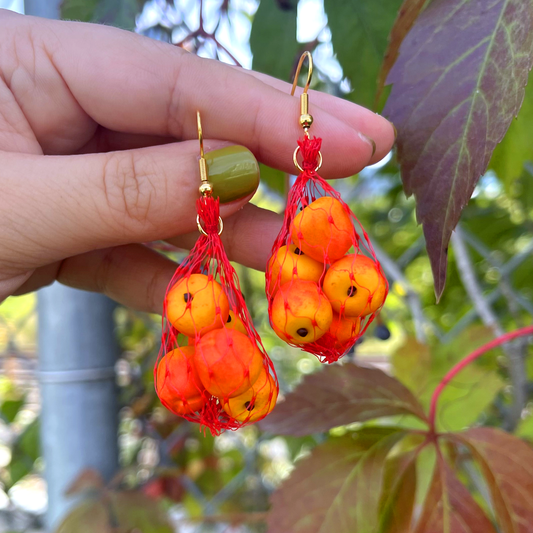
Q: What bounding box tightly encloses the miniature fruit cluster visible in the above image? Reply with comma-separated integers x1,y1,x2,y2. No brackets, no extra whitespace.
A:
156,197,278,434
266,137,388,363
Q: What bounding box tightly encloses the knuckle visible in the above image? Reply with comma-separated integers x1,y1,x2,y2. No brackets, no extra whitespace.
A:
100,151,159,231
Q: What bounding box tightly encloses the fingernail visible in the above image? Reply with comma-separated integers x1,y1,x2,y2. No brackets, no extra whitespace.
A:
205,146,259,203
359,133,376,157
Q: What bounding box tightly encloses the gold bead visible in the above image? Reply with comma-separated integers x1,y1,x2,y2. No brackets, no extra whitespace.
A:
199,182,213,196
299,114,313,128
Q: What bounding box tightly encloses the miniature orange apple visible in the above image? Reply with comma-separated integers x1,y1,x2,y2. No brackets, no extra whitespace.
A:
328,313,361,348
156,346,205,415
267,244,324,295
271,280,333,344
225,309,247,335
290,197,354,263
323,255,387,317
166,274,229,338
221,369,278,423
195,329,263,398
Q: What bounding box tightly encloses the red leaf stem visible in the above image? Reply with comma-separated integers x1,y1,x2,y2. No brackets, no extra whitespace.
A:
429,325,533,432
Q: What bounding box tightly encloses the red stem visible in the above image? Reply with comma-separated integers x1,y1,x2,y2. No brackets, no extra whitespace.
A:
428,325,533,432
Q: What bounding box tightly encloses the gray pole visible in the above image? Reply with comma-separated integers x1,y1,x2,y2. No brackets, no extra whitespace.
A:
38,286,119,530
23,0,59,18
22,1,120,530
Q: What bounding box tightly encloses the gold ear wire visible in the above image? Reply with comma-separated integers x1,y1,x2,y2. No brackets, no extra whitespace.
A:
197,111,212,197
291,51,314,136
196,111,223,235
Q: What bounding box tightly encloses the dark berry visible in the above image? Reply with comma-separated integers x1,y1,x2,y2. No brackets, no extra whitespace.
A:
374,324,391,340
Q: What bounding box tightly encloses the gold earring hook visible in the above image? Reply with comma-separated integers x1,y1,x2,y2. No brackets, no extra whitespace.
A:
197,110,205,159
197,111,212,197
290,51,314,136
196,111,223,235
290,51,313,97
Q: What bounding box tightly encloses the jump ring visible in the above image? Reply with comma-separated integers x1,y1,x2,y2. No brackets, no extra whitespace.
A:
293,146,323,173
197,215,224,236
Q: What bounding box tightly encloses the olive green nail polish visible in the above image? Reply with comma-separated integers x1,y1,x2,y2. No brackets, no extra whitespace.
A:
205,146,259,203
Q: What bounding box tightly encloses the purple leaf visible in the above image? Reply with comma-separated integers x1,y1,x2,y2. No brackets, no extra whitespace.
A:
384,0,533,299
267,429,405,533
413,454,497,533
259,363,427,436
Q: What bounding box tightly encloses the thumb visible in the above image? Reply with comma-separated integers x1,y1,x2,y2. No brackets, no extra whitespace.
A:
0,141,259,272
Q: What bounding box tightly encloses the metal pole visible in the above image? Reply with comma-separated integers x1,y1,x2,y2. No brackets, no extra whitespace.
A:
38,285,119,530
23,0,59,18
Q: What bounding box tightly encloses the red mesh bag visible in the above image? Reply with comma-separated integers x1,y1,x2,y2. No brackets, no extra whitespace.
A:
155,134,278,435
265,135,388,364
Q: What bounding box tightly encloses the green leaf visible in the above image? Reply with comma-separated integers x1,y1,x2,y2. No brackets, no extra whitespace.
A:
260,164,286,196
250,0,299,81
7,419,40,487
413,454,497,532
19,419,40,461
379,449,418,533
56,491,173,533
259,362,428,436
61,0,139,29
490,73,533,189
92,0,139,30
391,336,431,396
55,500,110,533
267,428,405,533
0,398,24,423
516,413,533,440
324,0,404,109
112,491,174,532
60,0,99,22
449,428,533,533
392,328,504,432
384,0,533,299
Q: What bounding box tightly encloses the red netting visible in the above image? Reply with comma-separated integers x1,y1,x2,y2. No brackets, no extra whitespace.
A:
156,195,278,435
265,136,388,364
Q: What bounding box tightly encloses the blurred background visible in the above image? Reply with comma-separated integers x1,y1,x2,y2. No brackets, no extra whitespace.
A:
0,0,532,531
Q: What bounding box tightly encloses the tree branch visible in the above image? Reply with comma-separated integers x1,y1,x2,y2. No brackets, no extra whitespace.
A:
451,226,527,430
372,241,431,343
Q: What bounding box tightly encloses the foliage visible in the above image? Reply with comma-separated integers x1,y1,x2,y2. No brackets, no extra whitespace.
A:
1,0,533,530
324,0,404,109
60,0,141,29
265,358,533,532
55,470,174,533
250,0,299,81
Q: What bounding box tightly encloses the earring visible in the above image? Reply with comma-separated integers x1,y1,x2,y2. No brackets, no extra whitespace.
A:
155,112,278,435
265,52,388,364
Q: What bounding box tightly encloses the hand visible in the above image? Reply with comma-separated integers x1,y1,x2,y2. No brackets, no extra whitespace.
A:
0,9,394,313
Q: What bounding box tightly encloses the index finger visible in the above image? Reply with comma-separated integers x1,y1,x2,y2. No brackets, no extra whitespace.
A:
12,13,393,178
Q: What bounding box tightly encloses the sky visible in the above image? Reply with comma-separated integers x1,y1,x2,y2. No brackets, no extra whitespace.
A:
1,0,23,12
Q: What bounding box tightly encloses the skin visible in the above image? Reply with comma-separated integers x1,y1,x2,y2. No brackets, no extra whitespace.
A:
0,10,395,313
